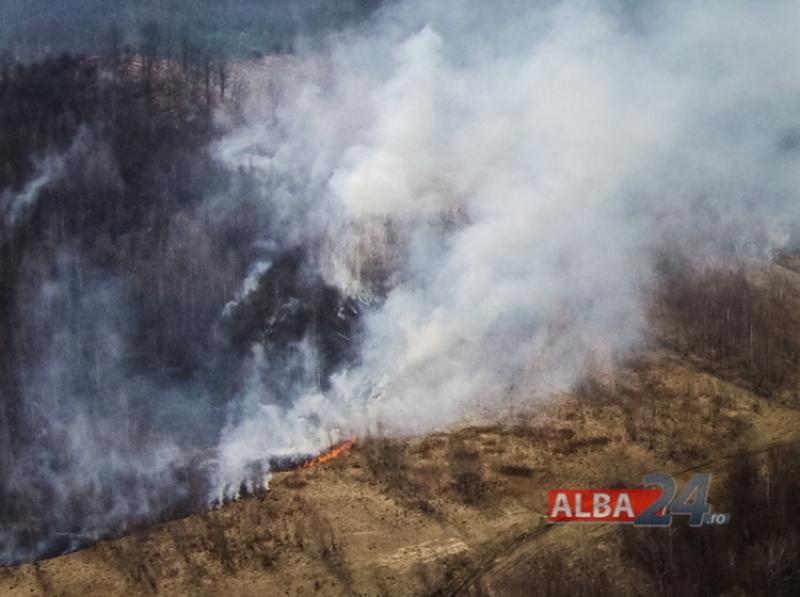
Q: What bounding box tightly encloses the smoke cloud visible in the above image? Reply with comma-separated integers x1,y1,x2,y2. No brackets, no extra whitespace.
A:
4,0,800,563
212,0,800,484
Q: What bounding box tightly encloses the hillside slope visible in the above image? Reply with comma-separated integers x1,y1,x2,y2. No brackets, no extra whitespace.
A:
3,261,800,596
2,357,799,596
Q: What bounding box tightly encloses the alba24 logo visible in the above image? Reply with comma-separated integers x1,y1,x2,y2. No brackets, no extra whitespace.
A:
547,473,731,526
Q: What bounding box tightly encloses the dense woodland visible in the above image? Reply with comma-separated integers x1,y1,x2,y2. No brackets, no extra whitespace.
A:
0,23,360,562
0,31,237,396
0,29,233,558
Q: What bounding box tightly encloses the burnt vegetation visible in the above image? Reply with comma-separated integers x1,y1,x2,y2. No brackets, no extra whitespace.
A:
0,20,363,563
0,29,239,560
0,26,232,399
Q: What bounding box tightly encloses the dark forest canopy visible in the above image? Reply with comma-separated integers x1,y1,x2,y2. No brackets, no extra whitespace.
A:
0,0,383,59
0,33,361,561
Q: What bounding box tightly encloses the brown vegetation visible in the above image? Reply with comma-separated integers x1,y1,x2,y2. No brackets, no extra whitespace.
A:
3,258,800,594
654,254,800,397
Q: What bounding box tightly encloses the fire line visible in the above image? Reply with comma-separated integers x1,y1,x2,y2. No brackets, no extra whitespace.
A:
302,438,357,469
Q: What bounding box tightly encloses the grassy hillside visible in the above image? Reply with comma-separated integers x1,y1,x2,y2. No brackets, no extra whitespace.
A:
2,258,800,596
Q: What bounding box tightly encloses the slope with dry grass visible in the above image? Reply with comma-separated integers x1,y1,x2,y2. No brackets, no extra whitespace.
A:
2,258,800,596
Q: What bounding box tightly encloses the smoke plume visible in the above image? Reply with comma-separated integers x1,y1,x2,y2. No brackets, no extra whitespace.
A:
3,0,800,563
211,0,800,488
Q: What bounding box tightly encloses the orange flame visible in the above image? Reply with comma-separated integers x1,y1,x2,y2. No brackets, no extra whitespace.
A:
303,438,357,469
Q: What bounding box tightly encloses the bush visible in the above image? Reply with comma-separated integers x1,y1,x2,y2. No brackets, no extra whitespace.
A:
448,443,485,504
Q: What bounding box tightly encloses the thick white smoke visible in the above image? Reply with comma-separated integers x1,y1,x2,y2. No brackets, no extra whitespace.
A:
211,0,800,493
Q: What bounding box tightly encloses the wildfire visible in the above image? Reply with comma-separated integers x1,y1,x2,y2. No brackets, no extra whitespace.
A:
303,438,357,469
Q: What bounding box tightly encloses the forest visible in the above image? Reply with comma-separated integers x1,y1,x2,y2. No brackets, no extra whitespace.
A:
0,14,363,561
